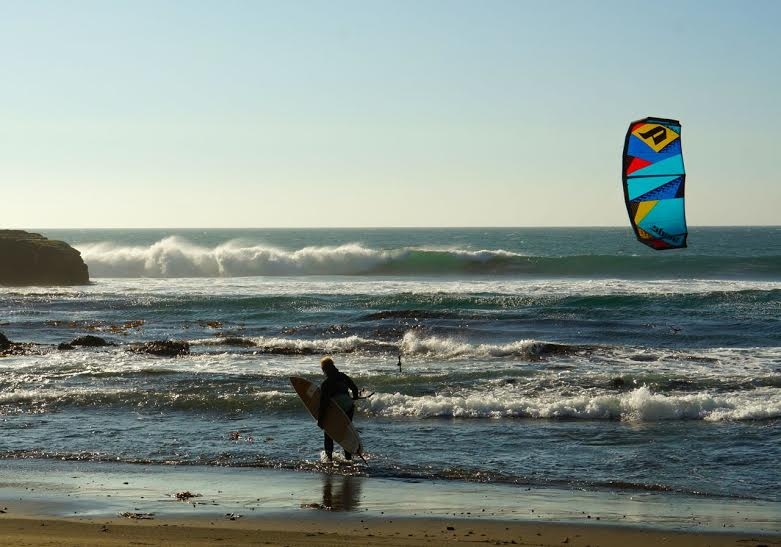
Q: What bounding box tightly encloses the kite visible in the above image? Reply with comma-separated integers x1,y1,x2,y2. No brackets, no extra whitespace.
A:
622,116,687,250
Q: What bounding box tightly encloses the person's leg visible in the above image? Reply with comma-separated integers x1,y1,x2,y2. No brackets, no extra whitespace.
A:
324,431,334,460
344,406,355,460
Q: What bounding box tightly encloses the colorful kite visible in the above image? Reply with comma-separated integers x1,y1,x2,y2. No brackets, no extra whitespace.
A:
622,117,687,250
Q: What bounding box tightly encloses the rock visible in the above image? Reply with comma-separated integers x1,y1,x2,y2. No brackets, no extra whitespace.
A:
610,377,626,389
0,230,89,286
70,335,112,347
133,340,190,357
0,332,10,350
0,341,45,356
219,336,256,347
57,343,74,351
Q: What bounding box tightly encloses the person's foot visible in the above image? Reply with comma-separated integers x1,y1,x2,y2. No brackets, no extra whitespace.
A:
344,452,352,461
326,452,333,461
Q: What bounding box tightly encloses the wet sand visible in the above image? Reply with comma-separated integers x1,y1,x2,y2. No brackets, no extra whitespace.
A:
1,459,779,546
2,514,780,546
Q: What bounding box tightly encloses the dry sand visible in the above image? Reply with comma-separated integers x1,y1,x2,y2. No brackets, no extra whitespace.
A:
1,514,779,547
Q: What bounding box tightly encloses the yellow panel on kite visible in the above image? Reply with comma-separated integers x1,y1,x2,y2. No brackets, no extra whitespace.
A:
631,123,680,153
633,200,658,225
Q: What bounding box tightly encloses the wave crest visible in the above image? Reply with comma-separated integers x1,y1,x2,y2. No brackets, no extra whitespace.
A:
399,332,574,359
78,237,405,277
77,237,781,278
363,386,781,421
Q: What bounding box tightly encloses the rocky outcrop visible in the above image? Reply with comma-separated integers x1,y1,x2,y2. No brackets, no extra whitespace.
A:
0,331,10,350
0,331,45,356
70,335,113,347
58,335,114,351
0,230,89,286
130,340,191,357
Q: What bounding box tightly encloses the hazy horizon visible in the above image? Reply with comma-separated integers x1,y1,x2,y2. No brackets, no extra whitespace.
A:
24,224,781,231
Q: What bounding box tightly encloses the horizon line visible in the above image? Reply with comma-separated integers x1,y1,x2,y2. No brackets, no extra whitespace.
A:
18,224,781,231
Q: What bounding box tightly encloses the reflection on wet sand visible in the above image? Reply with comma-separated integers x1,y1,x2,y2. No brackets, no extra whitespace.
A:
322,474,363,511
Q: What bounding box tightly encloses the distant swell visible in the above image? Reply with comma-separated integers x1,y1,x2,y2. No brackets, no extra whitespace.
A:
77,237,781,278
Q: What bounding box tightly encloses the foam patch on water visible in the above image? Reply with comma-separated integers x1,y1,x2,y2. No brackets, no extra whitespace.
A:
362,386,781,422
399,331,572,359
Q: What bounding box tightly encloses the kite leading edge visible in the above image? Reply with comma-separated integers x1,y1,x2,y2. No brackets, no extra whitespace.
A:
622,116,687,250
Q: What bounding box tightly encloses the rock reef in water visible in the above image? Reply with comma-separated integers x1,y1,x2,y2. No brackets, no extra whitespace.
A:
0,230,89,286
130,340,191,357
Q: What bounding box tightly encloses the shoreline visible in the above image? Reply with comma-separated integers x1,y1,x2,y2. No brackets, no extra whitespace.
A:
2,514,780,547
1,460,779,546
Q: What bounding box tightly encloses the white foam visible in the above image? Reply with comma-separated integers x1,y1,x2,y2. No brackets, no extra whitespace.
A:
362,386,781,422
75,237,538,278
78,237,400,277
248,335,398,353
399,331,552,359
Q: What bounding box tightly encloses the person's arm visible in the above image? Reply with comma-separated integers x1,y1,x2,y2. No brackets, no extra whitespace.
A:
345,374,360,400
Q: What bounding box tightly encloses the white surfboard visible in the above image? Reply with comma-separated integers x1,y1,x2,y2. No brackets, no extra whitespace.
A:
289,376,364,459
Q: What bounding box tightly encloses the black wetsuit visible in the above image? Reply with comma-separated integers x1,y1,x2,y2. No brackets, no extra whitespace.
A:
318,370,359,459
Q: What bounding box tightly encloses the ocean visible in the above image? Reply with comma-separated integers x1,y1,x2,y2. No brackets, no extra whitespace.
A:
1,227,779,514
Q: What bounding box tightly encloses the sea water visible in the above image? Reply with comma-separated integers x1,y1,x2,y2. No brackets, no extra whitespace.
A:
1,228,779,509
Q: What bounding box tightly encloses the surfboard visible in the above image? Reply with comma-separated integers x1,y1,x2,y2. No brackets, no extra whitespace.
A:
289,376,364,459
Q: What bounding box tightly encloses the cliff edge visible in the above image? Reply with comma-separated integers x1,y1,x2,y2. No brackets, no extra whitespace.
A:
0,230,90,286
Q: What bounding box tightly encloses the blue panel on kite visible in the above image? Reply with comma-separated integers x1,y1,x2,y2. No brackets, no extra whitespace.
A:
630,176,684,203
626,174,681,201
622,117,687,250
626,135,681,163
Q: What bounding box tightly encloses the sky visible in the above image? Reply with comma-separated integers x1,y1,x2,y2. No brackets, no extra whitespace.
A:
1,0,779,228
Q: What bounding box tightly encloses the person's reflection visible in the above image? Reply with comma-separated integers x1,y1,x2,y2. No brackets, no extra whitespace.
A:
322,473,362,511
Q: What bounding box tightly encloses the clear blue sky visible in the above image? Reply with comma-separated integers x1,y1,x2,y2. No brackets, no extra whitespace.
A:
1,0,778,228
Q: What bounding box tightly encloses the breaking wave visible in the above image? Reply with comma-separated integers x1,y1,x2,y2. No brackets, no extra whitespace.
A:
189,332,581,359
78,237,522,278
3,384,777,422
76,237,781,278
363,386,781,422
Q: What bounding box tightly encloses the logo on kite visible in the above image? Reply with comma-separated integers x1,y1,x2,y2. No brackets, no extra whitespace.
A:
622,117,687,250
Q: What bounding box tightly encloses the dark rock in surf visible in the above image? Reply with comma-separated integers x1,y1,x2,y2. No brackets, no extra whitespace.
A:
610,377,626,389
132,340,190,357
0,341,45,356
58,343,74,351
0,230,89,286
214,336,256,347
1,330,63,356
70,335,113,347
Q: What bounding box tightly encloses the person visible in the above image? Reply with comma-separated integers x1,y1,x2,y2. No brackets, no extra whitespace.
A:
317,356,359,461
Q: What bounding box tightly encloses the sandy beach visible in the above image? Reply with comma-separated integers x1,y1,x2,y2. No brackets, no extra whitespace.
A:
1,459,779,547
2,513,780,547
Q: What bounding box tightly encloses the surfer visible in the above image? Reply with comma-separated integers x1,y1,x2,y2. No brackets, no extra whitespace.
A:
317,356,360,461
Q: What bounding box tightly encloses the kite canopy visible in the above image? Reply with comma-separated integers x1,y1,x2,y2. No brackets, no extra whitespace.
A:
622,117,687,250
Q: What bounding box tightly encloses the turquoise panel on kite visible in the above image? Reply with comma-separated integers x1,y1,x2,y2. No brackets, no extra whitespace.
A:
622,117,687,250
